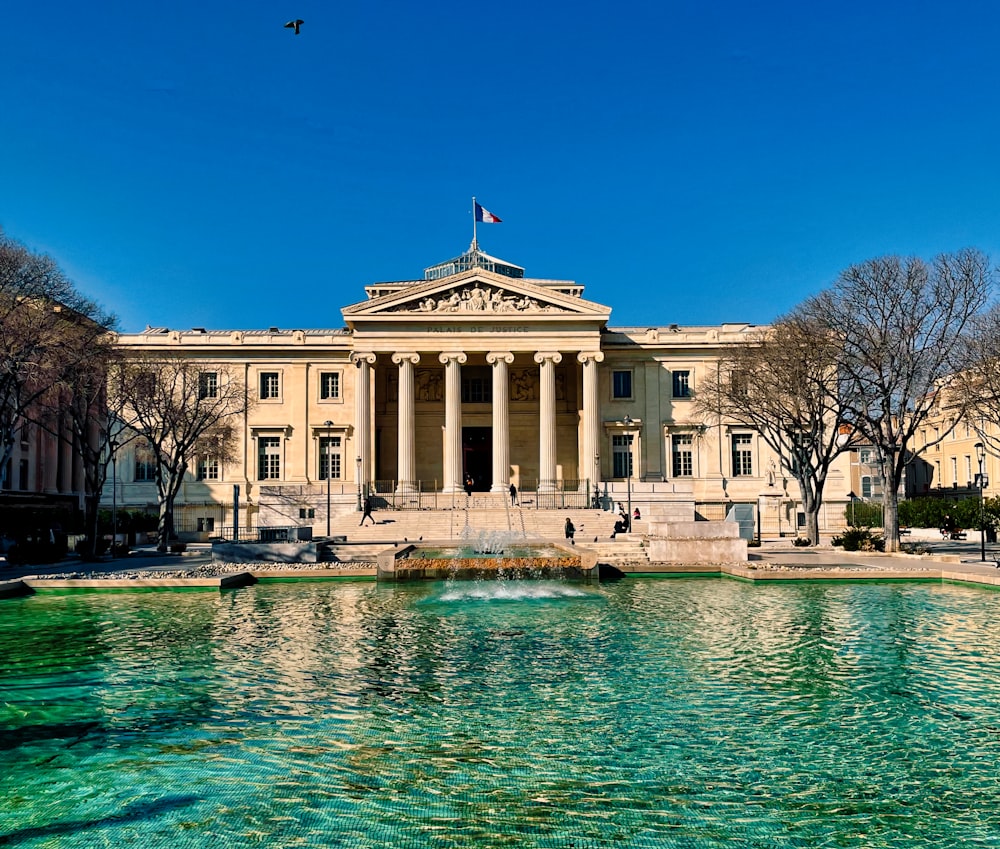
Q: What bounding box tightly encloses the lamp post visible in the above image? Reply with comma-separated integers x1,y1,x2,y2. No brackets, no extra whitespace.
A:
846,491,856,528
356,455,363,512
594,452,600,508
623,415,633,531
324,421,333,537
976,441,987,562
110,439,118,559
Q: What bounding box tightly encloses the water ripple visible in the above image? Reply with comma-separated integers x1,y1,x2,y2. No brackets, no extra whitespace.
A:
4,581,1000,847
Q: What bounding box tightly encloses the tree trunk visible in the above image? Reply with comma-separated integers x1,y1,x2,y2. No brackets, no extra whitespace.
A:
797,475,826,546
157,501,174,553
883,488,900,552
82,491,101,559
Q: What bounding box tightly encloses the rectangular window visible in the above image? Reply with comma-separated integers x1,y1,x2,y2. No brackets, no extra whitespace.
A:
299,508,316,519
319,436,342,480
672,434,693,477
196,517,215,533
612,434,634,478
612,370,632,399
18,458,28,491
966,455,973,486
260,372,280,400
197,457,220,481
672,370,691,398
199,372,218,399
258,436,281,480
320,372,340,400
462,377,492,403
951,457,958,487
731,433,753,477
135,444,157,481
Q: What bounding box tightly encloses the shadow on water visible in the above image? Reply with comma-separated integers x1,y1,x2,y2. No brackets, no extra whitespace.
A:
0,794,199,846
0,721,100,751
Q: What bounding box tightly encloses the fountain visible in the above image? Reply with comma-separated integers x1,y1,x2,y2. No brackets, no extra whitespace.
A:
377,527,598,582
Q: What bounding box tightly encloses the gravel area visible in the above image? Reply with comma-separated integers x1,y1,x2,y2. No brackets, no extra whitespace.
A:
21,561,377,580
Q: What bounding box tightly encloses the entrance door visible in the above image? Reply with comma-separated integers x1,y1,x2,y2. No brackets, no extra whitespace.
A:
462,427,492,491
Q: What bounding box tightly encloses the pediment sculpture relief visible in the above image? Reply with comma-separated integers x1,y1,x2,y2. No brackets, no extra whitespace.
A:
387,283,564,314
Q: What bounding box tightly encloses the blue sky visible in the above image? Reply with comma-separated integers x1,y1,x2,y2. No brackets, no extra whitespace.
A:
4,1,1000,333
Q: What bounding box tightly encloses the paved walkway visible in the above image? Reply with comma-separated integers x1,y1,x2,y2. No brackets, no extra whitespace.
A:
4,536,1000,584
752,537,1000,581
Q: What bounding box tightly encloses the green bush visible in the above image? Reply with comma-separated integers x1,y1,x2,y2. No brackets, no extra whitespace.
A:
792,537,811,547
833,527,884,552
897,496,995,531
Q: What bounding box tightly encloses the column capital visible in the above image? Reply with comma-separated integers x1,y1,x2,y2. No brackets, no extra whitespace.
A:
577,351,605,364
351,352,377,367
391,352,421,366
486,351,515,365
533,351,563,365
439,351,468,365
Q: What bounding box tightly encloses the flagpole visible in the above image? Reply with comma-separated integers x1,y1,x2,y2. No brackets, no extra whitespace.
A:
471,195,477,249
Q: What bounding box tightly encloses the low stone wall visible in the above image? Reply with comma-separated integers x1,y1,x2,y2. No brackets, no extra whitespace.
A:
646,520,747,564
212,541,317,564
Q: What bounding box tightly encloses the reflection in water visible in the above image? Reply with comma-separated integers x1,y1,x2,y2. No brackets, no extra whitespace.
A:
3,581,1000,848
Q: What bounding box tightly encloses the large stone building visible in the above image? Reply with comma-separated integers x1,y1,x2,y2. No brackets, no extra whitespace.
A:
104,243,852,539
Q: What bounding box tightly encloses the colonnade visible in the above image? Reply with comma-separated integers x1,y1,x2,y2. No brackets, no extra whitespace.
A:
352,349,604,494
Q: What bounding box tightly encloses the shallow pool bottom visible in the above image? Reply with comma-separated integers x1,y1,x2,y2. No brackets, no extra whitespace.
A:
3,579,1000,848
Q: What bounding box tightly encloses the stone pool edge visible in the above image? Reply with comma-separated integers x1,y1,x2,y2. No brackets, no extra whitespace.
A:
4,560,1000,595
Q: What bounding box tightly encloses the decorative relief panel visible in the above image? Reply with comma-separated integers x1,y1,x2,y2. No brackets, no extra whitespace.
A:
386,283,565,314
510,369,536,402
415,368,443,401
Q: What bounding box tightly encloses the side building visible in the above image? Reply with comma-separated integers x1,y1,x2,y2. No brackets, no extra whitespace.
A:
103,244,852,540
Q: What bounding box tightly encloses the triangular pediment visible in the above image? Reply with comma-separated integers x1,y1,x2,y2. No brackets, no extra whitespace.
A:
342,268,610,322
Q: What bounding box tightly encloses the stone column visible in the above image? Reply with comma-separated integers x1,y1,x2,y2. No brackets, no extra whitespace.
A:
392,352,420,494
352,352,377,495
578,351,605,491
42,428,58,492
439,352,467,494
534,352,562,492
59,424,73,493
487,351,514,493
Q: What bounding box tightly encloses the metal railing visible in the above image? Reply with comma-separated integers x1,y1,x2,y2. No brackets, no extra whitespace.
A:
368,479,594,510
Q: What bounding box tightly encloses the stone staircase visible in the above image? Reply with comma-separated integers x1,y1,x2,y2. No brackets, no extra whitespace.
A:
315,505,650,567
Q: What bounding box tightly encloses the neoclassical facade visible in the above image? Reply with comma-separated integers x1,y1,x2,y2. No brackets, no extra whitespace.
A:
105,244,852,537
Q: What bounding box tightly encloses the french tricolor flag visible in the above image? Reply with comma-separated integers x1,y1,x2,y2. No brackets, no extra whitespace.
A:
474,201,502,224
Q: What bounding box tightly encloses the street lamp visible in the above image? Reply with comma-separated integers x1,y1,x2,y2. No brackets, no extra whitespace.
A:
846,491,856,528
110,439,118,559
623,415,633,531
356,455,363,512
976,442,987,562
324,421,333,537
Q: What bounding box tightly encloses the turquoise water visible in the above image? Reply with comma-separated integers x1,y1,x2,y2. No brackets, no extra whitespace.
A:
3,579,1000,847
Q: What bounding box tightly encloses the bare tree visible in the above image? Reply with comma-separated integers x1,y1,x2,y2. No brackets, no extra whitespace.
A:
950,304,1000,456
36,334,129,557
800,249,992,552
0,229,116,489
696,314,847,544
109,356,248,551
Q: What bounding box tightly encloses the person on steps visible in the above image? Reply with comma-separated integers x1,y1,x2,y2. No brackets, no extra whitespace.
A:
360,495,376,526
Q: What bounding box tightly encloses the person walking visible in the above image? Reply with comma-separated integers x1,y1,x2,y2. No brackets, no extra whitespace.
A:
360,495,376,526
509,483,517,505
465,474,474,497
565,517,576,542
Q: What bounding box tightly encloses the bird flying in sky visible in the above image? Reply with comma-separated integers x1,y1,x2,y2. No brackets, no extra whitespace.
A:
284,19,303,34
